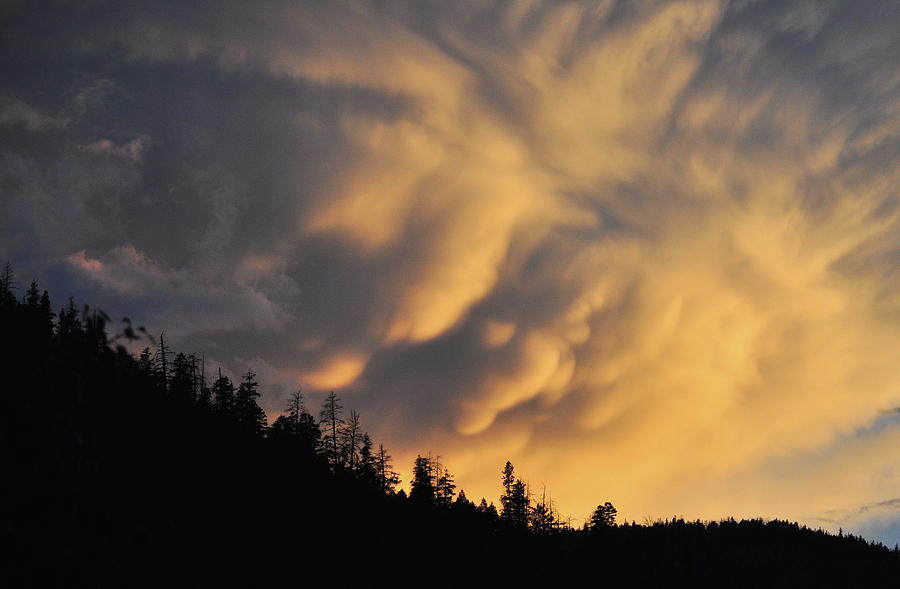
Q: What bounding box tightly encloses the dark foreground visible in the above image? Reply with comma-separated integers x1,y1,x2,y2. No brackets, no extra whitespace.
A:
2,277,898,588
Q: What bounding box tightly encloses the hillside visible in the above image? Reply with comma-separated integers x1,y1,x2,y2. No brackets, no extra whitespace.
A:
2,275,898,588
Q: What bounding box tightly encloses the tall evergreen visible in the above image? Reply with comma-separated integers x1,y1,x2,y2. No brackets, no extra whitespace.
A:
340,410,362,470
234,369,266,434
212,369,234,414
357,433,377,484
156,332,171,393
530,486,555,534
376,444,400,494
500,461,530,528
319,391,344,469
197,355,212,409
170,352,195,402
434,462,456,507
589,502,617,529
410,455,435,503
0,262,14,303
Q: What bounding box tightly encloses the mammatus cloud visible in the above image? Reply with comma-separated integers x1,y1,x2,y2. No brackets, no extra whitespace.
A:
2,1,899,537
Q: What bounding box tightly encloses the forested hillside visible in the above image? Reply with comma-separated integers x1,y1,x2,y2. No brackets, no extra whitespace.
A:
2,268,898,588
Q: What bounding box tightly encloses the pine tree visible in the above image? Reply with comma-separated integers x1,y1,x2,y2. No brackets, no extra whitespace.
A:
357,433,376,484
477,499,500,520
501,461,515,514
170,352,195,402
234,368,266,434
454,489,474,511
376,444,400,494
156,332,171,393
434,461,456,507
499,461,530,528
270,390,321,461
24,280,40,309
340,410,362,470
197,354,212,409
508,480,529,529
0,263,14,303
56,297,82,340
410,455,435,503
138,347,154,378
589,502,617,529
38,290,54,335
319,392,344,469
530,486,555,534
212,369,234,414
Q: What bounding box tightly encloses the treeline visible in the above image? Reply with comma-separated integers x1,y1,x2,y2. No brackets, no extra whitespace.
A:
3,268,900,588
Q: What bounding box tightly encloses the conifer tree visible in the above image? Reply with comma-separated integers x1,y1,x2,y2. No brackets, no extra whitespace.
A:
319,392,344,469
170,352,195,402
477,498,500,519
357,433,377,484
38,290,54,335
376,444,400,494
234,368,266,434
24,280,40,309
454,490,474,511
156,332,171,393
530,486,556,534
500,461,530,528
273,390,321,455
0,262,14,303
589,502,618,529
501,461,515,512
57,297,81,339
410,455,435,503
434,463,456,507
197,355,212,409
340,410,362,470
212,369,234,414
138,347,155,378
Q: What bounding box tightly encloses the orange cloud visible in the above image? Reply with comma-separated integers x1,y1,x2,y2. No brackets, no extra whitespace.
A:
43,0,900,533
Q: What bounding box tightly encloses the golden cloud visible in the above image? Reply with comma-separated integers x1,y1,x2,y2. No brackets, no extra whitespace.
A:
62,0,899,529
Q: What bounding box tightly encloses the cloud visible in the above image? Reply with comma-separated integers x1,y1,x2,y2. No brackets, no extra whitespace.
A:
80,135,149,162
2,0,899,541
61,245,287,335
0,95,69,131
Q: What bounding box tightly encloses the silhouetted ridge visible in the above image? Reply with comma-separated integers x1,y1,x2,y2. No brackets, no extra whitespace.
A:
2,270,898,588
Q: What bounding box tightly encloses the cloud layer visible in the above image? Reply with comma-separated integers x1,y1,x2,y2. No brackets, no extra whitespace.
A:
2,0,899,538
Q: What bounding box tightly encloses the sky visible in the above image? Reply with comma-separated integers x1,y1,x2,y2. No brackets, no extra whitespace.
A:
2,0,899,543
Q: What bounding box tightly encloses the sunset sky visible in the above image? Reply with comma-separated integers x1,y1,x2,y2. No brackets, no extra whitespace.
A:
2,1,899,543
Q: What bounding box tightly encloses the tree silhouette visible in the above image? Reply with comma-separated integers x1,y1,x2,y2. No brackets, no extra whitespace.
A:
530,486,556,534
212,369,234,413
410,455,435,503
234,368,266,434
170,352,195,402
156,332,171,393
340,410,362,470
319,391,344,469
4,266,900,588
500,461,529,528
434,461,456,507
357,433,376,484
589,502,617,529
0,262,14,303
270,390,321,458
376,444,400,494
